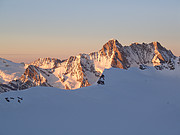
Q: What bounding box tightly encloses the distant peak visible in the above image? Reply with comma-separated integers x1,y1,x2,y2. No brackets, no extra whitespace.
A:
36,57,61,62
105,38,122,48
130,41,162,48
152,41,160,46
109,38,117,41
130,42,141,46
150,41,163,50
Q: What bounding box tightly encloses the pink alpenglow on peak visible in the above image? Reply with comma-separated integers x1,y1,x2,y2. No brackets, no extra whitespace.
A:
0,39,179,92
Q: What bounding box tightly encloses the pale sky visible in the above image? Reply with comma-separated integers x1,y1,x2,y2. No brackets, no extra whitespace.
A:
0,0,180,63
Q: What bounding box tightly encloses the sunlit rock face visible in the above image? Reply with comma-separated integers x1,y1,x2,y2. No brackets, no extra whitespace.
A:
123,41,175,67
29,58,62,69
0,39,178,92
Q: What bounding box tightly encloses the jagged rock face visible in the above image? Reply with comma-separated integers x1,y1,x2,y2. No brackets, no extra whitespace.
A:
3,65,52,91
19,65,51,88
124,43,155,66
59,55,86,89
7,54,101,91
30,57,62,69
155,56,180,70
0,58,25,84
151,42,175,66
0,84,13,93
89,39,130,73
123,41,175,67
63,56,83,80
79,54,101,87
152,42,175,61
90,39,175,70
0,39,179,92
99,39,129,69
52,54,101,89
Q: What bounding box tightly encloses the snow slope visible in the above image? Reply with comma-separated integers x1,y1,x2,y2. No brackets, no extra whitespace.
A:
0,68,180,135
0,58,25,84
1,39,179,92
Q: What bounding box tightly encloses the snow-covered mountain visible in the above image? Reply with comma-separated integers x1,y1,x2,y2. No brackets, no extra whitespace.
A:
0,39,179,92
90,39,176,70
29,57,62,69
0,58,25,92
0,68,180,135
0,58,25,84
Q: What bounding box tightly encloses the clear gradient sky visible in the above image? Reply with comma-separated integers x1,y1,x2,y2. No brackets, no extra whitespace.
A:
0,0,180,63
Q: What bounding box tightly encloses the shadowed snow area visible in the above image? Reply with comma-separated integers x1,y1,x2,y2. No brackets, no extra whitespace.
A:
0,68,180,135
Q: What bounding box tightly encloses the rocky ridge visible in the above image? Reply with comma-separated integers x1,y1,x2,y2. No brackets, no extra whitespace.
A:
0,39,179,92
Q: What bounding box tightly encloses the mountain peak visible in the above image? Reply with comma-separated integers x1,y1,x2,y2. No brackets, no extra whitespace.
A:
130,42,141,46
152,41,160,46
30,57,62,69
103,39,122,50
0,39,178,92
109,38,117,41
151,41,163,50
